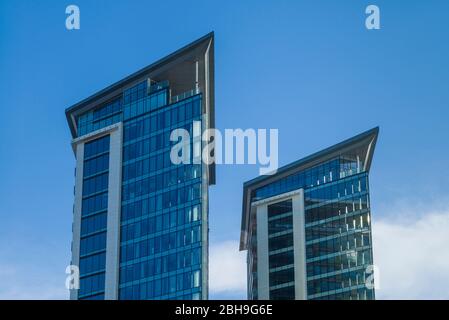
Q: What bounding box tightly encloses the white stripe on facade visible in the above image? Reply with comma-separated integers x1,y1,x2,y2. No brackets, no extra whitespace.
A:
253,188,307,300
104,123,123,300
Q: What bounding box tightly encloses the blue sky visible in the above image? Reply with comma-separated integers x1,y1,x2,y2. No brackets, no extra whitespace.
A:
0,0,448,299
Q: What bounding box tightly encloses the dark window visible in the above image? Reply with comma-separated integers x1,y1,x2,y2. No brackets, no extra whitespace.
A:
269,268,295,287
269,233,293,252
269,250,294,269
270,285,295,300
268,215,293,234
268,200,292,218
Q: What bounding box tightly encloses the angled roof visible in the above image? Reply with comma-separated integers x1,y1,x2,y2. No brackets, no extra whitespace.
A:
240,127,379,250
65,32,215,138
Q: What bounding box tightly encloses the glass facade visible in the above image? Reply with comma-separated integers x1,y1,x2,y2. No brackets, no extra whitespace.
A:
118,80,204,300
68,33,214,301
304,171,374,300
244,135,377,300
78,135,110,300
77,99,122,137
74,78,205,300
268,200,295,300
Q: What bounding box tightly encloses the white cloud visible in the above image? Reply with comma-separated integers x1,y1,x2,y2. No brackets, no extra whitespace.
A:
209,241,247,297
209,203,449,300
372,204,449,299
2,202,448,300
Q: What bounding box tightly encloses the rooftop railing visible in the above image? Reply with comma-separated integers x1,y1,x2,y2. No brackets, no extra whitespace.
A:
170,87,200,104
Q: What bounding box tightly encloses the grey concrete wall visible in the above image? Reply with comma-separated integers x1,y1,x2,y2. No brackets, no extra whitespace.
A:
200,116,209,300
104,124,123,300
70,142,84,300
252,189,306,300
256,205,269,299
292,190,307,300
69,123,122,300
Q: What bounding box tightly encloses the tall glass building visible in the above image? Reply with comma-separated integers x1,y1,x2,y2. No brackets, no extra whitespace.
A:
66,33,215,300
240,128,378,300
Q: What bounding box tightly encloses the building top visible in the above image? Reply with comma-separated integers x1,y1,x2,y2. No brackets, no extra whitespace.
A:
65,32,215,184
65,32,215,139
240,127,379,250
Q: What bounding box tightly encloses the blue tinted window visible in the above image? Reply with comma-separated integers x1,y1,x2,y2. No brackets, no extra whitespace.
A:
119,94,204,300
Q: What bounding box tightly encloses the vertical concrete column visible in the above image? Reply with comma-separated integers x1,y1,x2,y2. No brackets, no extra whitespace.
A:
200,112,209,300
201,147,209,300
104,124,123,300
256,205,269,299
70,142,84,300
292,190,307,300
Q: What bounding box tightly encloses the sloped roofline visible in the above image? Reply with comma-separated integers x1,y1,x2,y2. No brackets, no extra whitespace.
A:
240,127,379,250
65,32,215,138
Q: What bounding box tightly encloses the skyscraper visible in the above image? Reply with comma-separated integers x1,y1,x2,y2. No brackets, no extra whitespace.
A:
66,33,215,300
240,128,378,300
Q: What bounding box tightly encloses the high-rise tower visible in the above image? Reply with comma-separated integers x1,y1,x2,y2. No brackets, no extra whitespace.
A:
66,33,215,300
240,128,378,300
